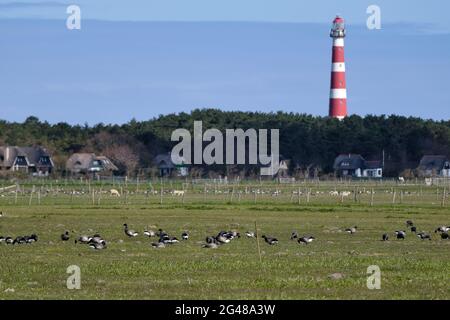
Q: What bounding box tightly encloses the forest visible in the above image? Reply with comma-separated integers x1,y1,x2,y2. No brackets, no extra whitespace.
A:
1,109,449,177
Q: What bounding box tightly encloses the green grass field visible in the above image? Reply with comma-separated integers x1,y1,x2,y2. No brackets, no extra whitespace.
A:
1,193,449,300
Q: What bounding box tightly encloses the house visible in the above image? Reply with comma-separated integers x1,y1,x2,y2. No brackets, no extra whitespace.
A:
154,152,189,177
260,156,291,178
66,153,118,175
417,155,450,177
333,154,383,178
0,146,54,175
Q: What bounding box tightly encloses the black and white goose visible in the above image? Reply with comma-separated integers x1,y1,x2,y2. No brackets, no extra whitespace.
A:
61,231,70,241
245,231,256,238
181,231,189,240
13,236,26,245
75,235,91,244
157,229,167,237
441,232,449,240
406,220,414,227
205,236,217,244
0,236,5,243
91,234,105,244
123,224,138,237
262,235,278,245
143,229,156,237
216,232,231,244
382,233,389,241
434,226,450,233
167,237,179,244
151,241,165,248
89,242,107,250
298,236,315,245
25,234,38,244
395,230,406,240
345,226,357,234
410,226,417,233
5,236,13,245
290,231,299,240
229,231,241,239
417,232,431,240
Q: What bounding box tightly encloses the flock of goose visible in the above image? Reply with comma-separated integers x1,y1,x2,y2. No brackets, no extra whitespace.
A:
382,220,450,241
1,219,448,250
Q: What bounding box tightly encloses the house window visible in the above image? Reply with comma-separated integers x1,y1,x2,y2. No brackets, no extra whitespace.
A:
38,156,51,165
14,156,27,166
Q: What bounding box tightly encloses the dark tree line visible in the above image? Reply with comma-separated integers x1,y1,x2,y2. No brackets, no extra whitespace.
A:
1,110,449,177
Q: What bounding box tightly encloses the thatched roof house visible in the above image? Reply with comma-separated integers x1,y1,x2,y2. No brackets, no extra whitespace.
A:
66,153,118,174
0,146,54,175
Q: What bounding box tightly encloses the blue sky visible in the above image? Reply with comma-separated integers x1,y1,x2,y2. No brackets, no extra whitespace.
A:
0,1,449,124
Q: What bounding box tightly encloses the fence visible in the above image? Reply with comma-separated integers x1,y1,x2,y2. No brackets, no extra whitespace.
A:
0,178,448,208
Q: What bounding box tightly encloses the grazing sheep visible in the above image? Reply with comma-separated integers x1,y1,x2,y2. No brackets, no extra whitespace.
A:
110,189,121,197
172,190,185,196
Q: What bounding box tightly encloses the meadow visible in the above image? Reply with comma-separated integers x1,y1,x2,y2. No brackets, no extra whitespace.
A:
0,179,449,300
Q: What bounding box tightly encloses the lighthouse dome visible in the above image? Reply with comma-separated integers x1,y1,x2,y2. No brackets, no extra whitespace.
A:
330,15,345,38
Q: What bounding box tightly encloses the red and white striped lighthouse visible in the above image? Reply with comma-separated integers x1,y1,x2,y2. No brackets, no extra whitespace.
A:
329,15,347,120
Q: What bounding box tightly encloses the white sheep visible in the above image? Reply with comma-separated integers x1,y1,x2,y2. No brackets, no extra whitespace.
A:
110,189,121,197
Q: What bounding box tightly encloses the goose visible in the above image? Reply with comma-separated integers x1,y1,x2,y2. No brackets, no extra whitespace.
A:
382,233,389,241
159,234,171,243
216,234,230,244
123,224,138,237
298,236,315,245
441,232,449,240
89,235,105,245
245,231,256,238
89,242,107,250
0,211,3,217
143,229,156,237
406,220,414,227
290,231,299,240
0,236,5,243
13,236,26,245
167,237,179,244
345,226,357,234
410,226,417,233
434,226,450,233
157,229,167,237
206,236,217,244
181,231,189,240
262,235,278,245
151,241,165,248
202,242,218,249
75,235,91,244
229,231,241,239
395,230,406,240
417,232,431,240
61,231,70,241
25,234,38,244
5,237,13,245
